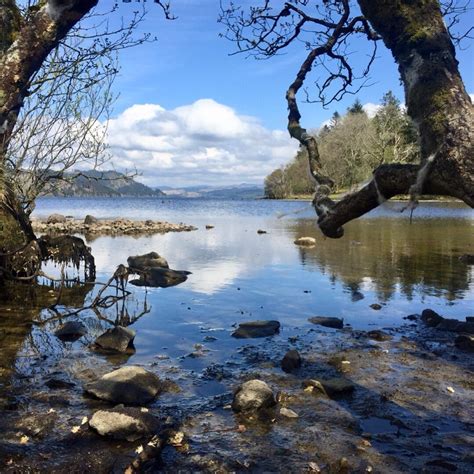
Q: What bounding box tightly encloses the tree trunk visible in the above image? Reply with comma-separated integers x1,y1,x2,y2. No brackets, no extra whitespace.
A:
318,0,473,238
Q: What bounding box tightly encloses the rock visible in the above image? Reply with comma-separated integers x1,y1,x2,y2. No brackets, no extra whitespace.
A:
279,407,299,418
130,267,191,288
257,229,267,234
320,378,355,396
89,407,159,441
302,379,327,396
85,366,162,405
367,330,392,341
421,309,444,327
351,290,364,302
308,316,344,329
459,254,474,264
455,334,474,352
370,303,382,310
404,314,419,321
127,251,169,270
294,236,316,246
232,379,276,412
84,215,98,225
47,213,67,224
281,350,302,373
54,321,87,341
93,326,136,353
232,320,280,338
205,225,214,229
45,378,75,390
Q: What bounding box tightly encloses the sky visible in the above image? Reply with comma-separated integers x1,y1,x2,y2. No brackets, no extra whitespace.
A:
95,1,474,188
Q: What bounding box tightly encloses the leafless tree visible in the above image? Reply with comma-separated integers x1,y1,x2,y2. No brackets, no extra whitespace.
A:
220,0,474,238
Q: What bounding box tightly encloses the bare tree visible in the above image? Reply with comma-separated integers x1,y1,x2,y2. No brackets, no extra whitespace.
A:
220,0,474,238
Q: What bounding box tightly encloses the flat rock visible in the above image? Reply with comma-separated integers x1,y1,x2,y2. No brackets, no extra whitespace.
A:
85,366,162,405
455,334,474,352
320,378,355,397
130,266,191,288
281,349,302,373
232,320,280,338
89,407,159,441
421,309,474,333
294,237,316,246
367,330,392,341
232,379,276,412
308,316,344,329
54,321,87,341
127,251,169,270
279,407,299,418
93,326,136,353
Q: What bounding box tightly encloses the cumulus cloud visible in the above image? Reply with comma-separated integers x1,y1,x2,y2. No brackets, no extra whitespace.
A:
106,99,298,187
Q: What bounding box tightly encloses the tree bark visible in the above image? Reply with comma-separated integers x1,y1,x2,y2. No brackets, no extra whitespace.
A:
318,0,473,238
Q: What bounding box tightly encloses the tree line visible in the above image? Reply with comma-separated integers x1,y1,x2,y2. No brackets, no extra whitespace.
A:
264,92,419,199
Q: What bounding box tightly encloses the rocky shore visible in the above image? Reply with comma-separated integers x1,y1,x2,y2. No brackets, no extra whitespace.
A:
32,214,197,235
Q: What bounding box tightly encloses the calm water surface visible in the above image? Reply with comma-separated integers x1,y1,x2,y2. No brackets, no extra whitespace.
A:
27,198,473,367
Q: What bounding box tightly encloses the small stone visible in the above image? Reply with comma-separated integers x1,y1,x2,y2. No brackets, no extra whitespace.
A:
205,225,214,229
308,316,343,329
302,380,327,396
294,236,316,246
94,326,136,353
54,321,87,341
257,229,267,234
89,407,159,441
370,303,382,310
446,386,455,393
168,431,185,446
281,349,302,373
232,379,276,412
404,314,419,321
279,407,299,418
232,320,280,338
455,334,474,352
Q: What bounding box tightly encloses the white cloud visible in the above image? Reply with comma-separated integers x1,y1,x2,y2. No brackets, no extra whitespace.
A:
362,102,382,118
106,99,298,187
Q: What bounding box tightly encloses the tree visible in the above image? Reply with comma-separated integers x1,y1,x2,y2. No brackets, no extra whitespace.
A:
220,0,474,238
347,98,365,114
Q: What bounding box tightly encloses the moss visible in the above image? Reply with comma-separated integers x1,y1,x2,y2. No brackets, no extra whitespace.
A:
0,209,26,253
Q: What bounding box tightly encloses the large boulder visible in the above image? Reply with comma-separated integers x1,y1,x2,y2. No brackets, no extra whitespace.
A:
232,379,276,413
85,366,162,405
93,326,136,353
54,321,87,341
47,213,67,224
84,215,99,225
129,267,190,288
232,320,280,338
308,316,344,329
127,252,169,270
89,406,159,441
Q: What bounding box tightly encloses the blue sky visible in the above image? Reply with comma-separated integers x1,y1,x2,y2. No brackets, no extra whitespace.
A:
99,1,474,187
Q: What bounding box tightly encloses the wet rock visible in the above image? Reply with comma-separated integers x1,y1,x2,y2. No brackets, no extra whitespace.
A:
302,379,327,396
328,355,351,373
320,378,355,397
257,229,267,234
127,251,169,270
45,378,75,390
232,379,276,412
404,314,419,321
459,254,474,264
455,334,474,352
84,215,98,225
47,213,67,224
279,407,299,418
367,330,392,341
93,326,136,353
130,267,191,288
294,236,316,246
85,366,162,405
54,321,87,341
421,309,444,327
232,320,280,338
89,406,159,441
281,349,302,373
308,316,344,329
351,290,364,302
205,225,214,229
370,303,382,310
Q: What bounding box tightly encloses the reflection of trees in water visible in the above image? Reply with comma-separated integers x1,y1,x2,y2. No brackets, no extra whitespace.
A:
289,218,472,302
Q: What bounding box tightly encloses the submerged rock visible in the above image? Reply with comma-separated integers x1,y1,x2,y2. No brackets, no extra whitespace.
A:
85,366,162,405
370,303,382,310
367,330,392,341
232,320,280,338
281,349,302,373
93,326,136,353
308,316,344,329
294,236,316,246
232,379,276,412
54,321,87,341
320,378,355,397
421,309,444,327
89,406,159,441
130,267,191,288
127,251,169,270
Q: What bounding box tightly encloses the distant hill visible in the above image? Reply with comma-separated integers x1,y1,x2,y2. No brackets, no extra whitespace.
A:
45,170,165,197
160,183,264,200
